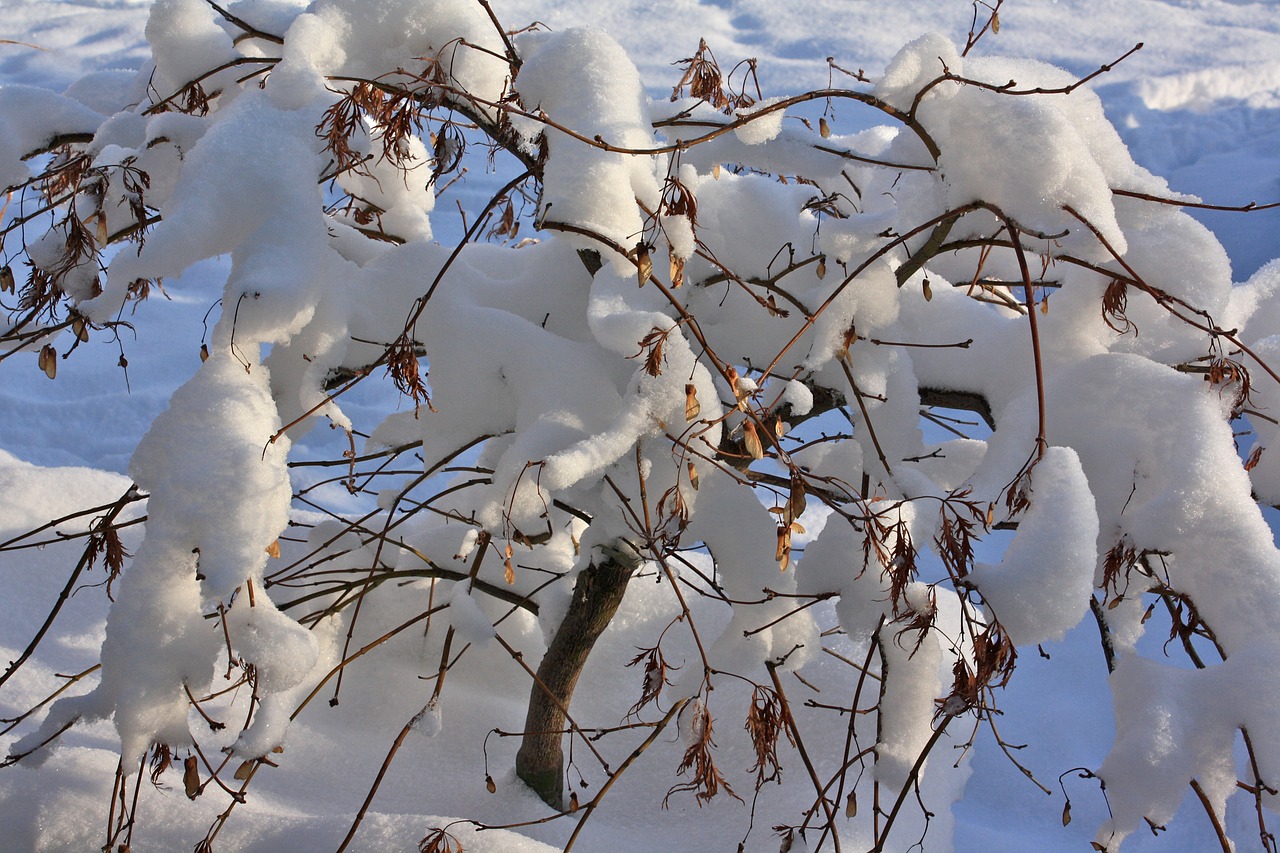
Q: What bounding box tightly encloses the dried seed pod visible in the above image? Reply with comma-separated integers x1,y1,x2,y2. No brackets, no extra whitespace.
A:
685,383,700,421
635,242,652,287
39,344,57,379
688,462,699,490
234,760,254,781
819,116,831,138
485,774,497,794
786,475,807,524
183,755,200,799
743,421,764,460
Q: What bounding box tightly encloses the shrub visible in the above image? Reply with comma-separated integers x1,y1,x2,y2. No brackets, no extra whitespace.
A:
3,1,1280,850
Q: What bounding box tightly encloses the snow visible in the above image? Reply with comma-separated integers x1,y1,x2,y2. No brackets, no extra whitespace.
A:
144,0,236,96
2,1,1280,852
0,84,105,188
968,447,1099,646
515,26,660,265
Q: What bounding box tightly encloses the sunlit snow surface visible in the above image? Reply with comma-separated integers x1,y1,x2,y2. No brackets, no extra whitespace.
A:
0,1,1278,851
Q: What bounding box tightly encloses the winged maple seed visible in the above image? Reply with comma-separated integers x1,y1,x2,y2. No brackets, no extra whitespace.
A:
37,344,56,379
684,383,700,421
182,755,200,800
669,250,685,287
634,241,653,287
656,483,691,538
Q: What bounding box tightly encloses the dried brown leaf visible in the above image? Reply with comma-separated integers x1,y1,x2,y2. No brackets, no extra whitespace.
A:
631,326,672,377
148,743,172,788
745,686,793,788
419,827,465,853
1102,278,1136,336
665,699,740,806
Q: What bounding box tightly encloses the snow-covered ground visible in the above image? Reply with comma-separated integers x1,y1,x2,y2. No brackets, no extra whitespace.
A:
1,1,1277,851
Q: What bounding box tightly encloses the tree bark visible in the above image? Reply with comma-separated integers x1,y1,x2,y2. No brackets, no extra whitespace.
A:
516,543,639,808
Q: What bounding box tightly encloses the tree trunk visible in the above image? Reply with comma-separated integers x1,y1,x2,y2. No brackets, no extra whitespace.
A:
516,544,638,809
